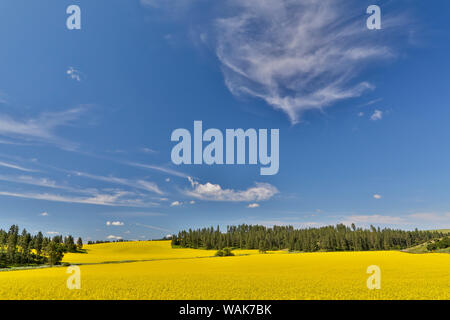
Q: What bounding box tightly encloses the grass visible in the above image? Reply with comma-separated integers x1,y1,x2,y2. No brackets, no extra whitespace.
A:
403,237,450,254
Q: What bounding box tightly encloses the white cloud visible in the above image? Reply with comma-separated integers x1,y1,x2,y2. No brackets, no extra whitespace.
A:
136,222,171,232
370,110,383,121
0,174,94,194
0,161,37,172
0,138,31,146
247,203,259,208
187,176,196,187
40,211,49,216
136,180,164,195
0,173,164,208
186,178,278,202
71,171,164,195
0,190,157,207
106,221,124,226
358,112,364,117
0,106,87,148
66,67,82,82
141,147,158,154
214,0,399,124
126,162,189,178
165,178,171,182
373,194,382,199
170,200,182,207
46,231,59,235
408,212,450,223
338,212,450,229
244,212,450,229
189,200,195,204
106,235,123,240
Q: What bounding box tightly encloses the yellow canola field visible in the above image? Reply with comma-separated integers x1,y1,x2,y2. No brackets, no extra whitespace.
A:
1,241,449,300
62,240,217,263
62,240,282,264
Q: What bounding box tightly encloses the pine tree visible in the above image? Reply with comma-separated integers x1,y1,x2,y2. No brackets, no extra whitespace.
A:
76,237,83,251
64,235,76,252
45,241,64,266
7,225,19,264
34,231,44,255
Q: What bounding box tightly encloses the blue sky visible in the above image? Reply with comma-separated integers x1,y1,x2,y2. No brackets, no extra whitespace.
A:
0,0,449,241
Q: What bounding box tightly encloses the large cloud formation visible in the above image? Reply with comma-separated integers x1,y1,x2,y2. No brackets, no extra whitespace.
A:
215,0,397,123
186,177,278,202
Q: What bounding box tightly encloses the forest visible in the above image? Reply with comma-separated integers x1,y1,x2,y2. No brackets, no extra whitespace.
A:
427,236,450,252
171,224,444,252
0,225,83,268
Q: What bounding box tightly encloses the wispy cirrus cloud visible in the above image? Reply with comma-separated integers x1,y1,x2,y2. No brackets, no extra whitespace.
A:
0,174,105,196
340,212,450,228
0,190,158,207
0,138,32,146
0,174,65,189
0,161,168,209
214,0,403,123
408,212,450,223
0,161,37,172
71,171,164,195
136,222,171,233
126,162,189,178
0,106,88,149
140,147,158,154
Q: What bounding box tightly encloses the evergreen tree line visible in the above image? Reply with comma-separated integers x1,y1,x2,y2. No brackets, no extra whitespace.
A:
0,225,83,268
172,224,444,252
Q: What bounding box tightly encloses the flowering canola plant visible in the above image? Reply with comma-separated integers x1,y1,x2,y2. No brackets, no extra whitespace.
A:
0,241,448,300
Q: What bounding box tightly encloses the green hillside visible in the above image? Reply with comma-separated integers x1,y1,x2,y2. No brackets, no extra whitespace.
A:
403,236,450,254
